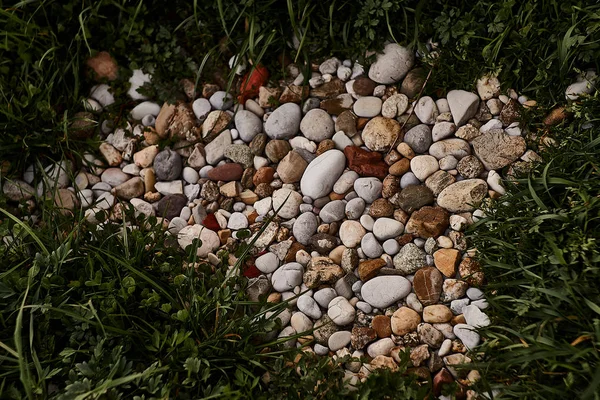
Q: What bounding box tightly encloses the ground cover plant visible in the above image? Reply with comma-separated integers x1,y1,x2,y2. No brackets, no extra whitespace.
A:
0,0,599,399
470,96,600,399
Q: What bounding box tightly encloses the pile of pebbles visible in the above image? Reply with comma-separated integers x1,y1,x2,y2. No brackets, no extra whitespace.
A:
3,43,559,397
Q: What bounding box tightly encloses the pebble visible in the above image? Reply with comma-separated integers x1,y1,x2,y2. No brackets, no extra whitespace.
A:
328,296,356,326
209,91,233,110
320,200,346,223
353,97,382,118
437,179,488,212
361,233,383,258
360,276,411,308
328,331,352,351
453,324,480,350
293,212,318,245
297,295,323,320
153,149,182,181
361,116,401,151
410,155,439,181
314,288,338,308
382,239,400,255
393,243,426,275
127,69,151,100
339,220,366,248
366,338,396,358
403,124,432,154
205,130,232,165
353,178,382,203
414,96,439,124
300,109,335,141
227,212,248,230
345,197,365,220
272,188,302,219
447,90,480,126
300,149,346,199
264,103,302,139
256,252,279,273
291,312,313,333
177,225,219,257
271,262,304,292
234,110,263,142
368,43,414,84
192,98,211,120
372,218,404,241
463,305,490,328
101,168,130,187
131,101,160,120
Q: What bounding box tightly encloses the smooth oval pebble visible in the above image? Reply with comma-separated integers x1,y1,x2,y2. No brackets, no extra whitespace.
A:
300,149,346,199
328,331,352,351
360,276,411,308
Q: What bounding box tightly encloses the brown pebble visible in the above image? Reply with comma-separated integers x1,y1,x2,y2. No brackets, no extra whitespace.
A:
371,315,392,338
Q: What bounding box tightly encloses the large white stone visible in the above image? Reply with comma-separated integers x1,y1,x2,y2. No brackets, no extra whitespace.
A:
368,43,414,84
300,150,346,199
360,276,411,308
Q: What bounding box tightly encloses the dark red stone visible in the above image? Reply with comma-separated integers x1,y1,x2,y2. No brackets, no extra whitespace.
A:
237,64,269,104
207,163,244,181
202,213,220,231
344,146,388,179
433,368,455,396
243,264,261,278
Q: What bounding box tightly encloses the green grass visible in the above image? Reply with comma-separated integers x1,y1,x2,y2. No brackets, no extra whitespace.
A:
469,95,600,399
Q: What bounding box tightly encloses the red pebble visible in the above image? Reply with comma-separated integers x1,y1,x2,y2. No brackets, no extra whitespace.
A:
242,264,261,278
238,64,269,104
207,163,244,181
344,146,389,179
202,213,220,231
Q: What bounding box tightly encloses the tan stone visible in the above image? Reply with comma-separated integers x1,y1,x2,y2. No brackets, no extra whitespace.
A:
370,355,398,371
391,307,421,336
220,181,242,197
433,248,460,278
423,305,453,323
133,145,159,168
99,142,122,167
277,151,308,183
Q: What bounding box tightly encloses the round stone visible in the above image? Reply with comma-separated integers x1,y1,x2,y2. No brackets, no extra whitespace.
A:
361,276,411,308
293,212,318,245
234,110,263,142
154,149,182,181
353,177,382,203
410,155,439,181
328,331,352,351
393,243,426,275
372,217,404,241
256,252,279,273
300,109,335,142
272,188,302,219
361,117,401,151
353,97,382,118
264,103,302,139
391,307,421,335
361,233,383,258
339,220,366,248
271,262,304,292
368,43,414,84
327,296,356,326
403,124,432,154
